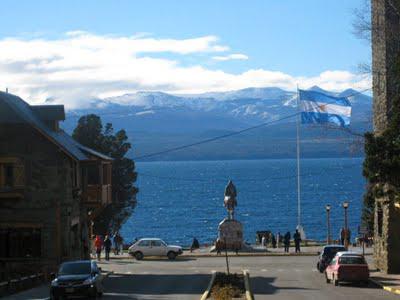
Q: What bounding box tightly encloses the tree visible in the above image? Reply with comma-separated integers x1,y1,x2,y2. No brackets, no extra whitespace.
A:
72,114,138,233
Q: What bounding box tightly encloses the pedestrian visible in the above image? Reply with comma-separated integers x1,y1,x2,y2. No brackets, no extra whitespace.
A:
215,239,222,255
271,235,277,248
294,229,301,253
284,231,290,253
346,229,351,246
94,235,103,261
104,235,112,261
190,237,200,252
261,235,266,249
113,232,119,255
276,232,281,248
340,228,345,245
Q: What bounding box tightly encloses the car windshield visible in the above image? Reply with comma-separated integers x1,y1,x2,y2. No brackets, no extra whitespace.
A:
59,262,91,275
339,256,366,265
324,247,346,257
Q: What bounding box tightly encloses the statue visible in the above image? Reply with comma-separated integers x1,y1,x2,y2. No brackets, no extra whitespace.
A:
224,180,237,220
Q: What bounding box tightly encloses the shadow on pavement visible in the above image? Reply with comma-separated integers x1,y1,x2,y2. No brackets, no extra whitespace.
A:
251,276,315,295
104,273,209,296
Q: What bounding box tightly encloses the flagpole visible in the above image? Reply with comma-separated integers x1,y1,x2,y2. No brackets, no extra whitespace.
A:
296,85,301,228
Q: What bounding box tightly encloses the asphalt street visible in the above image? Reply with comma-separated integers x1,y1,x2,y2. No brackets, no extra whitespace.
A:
3,255,397,299
97,255,399,300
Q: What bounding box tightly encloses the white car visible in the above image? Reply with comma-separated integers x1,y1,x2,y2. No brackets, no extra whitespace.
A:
128,238,183,260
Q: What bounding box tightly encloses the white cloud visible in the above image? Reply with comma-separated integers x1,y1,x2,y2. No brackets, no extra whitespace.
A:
212,53,249,61
0,31,371,108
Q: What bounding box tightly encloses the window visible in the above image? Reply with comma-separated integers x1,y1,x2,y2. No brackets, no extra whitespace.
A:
86,164,99,185
0,228,41,258
0,158,25,189
377,204,383,237
339,256,366,265
138,240,150,247
151,240,163,247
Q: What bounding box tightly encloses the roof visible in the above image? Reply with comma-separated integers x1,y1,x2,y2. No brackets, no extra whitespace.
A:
336,251,363,257
0,91,112,161
323,245,346,249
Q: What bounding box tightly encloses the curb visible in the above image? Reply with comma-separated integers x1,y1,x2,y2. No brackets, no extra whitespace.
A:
200,271,216,300
369,278,400,295
243,270,254,300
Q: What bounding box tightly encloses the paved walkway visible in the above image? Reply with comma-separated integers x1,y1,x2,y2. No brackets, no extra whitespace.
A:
370,271,400,295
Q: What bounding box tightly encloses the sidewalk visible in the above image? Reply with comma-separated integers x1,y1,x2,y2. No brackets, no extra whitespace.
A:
102,245,372,259
1,284,50,300
369,271,400,295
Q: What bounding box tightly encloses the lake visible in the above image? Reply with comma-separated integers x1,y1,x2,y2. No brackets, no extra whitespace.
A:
121,158,365,246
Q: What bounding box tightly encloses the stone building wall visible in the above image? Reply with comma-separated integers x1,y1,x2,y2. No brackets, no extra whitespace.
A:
371,0,400,273
0,124,83,274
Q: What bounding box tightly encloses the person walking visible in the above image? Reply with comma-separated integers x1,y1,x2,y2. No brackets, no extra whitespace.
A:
104,235,112,261
190,237,200,252
276,232,281,248
294,229,301,253
94,235,103,261
271,234,277,248
340,228,345,245
283,231,290,253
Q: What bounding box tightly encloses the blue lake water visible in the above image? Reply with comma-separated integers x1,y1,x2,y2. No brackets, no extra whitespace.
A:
121,158,365,246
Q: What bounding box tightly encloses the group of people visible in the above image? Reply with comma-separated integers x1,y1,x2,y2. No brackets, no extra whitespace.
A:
93,232,124,261
259,229,302,253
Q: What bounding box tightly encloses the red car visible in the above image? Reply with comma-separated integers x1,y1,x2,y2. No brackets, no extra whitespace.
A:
325,252,369,286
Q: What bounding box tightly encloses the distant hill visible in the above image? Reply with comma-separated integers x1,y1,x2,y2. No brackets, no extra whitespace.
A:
62,86,372,161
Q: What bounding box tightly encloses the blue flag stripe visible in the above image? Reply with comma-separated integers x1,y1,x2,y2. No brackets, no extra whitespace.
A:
299,90,351,107
301,112,350,127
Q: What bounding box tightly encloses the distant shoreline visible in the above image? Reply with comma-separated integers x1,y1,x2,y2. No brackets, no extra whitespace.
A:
134,156,365,163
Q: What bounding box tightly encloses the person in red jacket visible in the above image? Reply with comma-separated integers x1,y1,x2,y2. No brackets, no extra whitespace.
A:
94,235,103,261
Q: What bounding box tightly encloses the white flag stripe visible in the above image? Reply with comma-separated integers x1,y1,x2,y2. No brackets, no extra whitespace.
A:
301,100,351,117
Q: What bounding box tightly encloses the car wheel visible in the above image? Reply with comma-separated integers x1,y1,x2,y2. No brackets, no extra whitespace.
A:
90,287,98,299
167,251,176,260
134,251,144,260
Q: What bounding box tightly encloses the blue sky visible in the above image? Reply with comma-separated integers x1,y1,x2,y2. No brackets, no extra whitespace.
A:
0,0,370,106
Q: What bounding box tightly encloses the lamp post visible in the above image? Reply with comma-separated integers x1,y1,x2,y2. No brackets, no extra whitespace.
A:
326,204,331,244
342,201,349,249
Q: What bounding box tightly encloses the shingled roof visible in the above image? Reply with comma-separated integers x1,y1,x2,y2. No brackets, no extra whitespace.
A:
0,91,112,161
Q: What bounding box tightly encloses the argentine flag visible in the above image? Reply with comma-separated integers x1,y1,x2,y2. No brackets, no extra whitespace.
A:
299,90,352,127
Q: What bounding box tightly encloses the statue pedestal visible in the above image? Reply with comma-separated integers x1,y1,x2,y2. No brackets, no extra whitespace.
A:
218,218,243,250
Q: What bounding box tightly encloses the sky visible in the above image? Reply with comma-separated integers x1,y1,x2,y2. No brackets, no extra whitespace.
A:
0,0,371,107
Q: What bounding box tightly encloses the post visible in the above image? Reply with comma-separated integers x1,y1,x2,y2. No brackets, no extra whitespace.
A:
296,86,301,227
343,201,349,249
326,204,331,244
224,238,230,275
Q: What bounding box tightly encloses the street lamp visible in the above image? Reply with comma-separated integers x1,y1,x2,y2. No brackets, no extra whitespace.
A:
325,204,331,244
342,201,349,249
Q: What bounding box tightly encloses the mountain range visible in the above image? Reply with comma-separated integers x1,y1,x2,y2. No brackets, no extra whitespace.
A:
62,86,372,161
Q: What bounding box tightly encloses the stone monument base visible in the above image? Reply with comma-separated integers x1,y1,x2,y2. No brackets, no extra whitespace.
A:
216,218,244,250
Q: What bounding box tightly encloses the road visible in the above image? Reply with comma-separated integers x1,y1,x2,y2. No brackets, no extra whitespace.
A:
3,255,397,299
97,255,398,300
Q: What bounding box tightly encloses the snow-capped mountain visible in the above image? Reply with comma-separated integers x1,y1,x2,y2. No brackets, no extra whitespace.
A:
63,86,372,160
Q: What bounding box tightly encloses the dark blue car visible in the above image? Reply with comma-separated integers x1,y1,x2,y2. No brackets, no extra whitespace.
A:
50,260,104,299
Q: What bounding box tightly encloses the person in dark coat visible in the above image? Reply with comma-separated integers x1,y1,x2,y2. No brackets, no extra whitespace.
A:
283,231,291,253
104,235,112,261
271,235,277,248
190,237,200,252
293,229,301,253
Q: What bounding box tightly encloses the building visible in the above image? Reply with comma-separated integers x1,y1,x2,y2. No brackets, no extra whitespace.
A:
371,0,400,274
0,91,112,280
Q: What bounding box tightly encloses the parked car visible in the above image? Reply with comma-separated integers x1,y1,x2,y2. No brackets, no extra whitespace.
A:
128,238,183,260
325,252,369,286
316,245,346,273
50,260,104,299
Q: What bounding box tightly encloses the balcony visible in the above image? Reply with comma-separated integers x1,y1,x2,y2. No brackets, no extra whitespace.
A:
82,184,112,207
